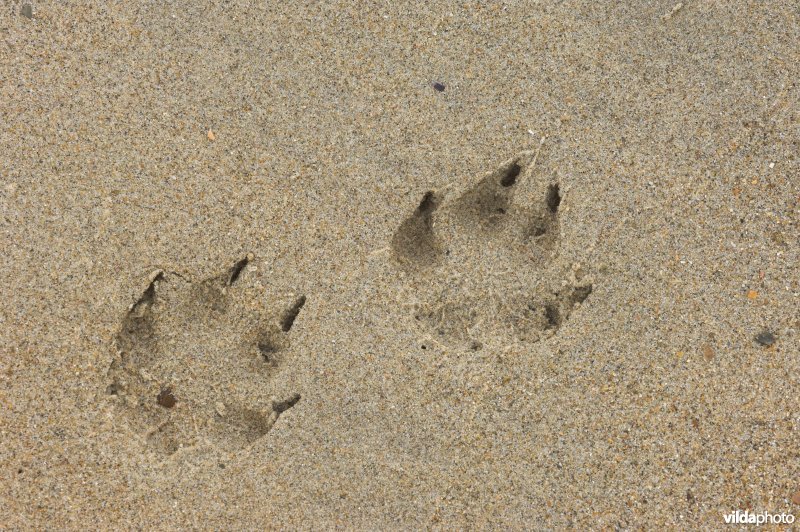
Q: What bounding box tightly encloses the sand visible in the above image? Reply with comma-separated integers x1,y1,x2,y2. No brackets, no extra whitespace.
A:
1,0,798,528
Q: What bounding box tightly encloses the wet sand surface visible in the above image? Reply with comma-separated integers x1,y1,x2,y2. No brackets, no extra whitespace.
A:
1,1,799,528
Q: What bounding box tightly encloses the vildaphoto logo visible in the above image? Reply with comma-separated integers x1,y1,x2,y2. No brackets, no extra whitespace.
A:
723,510,795,526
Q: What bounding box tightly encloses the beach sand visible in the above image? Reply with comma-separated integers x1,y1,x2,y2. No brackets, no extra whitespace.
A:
1,1,798,528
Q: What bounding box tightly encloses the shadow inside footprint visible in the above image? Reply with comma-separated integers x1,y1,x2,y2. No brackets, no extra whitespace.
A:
116,273,162,370
454,161,523,228
213,394,301,449
213,403,274,448
255,326,288,369
391,191,442,266
523,183,561,252
514,284,593,339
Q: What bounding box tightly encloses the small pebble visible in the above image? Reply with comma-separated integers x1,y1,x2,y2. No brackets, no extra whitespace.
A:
792,490,800,505
432,82,445,92
755,331,776,347
701,344,715,361
21,4,33,18
157,388,177,408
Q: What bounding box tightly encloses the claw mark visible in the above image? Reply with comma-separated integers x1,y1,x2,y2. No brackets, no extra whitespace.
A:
281,295,307,332
546,184,561,213
227,254,253,286
130,271,163,312
500,163,521,187
416,191,439,216
273,393,301,414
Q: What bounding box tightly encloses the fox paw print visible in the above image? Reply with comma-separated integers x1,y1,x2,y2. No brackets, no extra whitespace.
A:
105,255,305,457
392,150,593,346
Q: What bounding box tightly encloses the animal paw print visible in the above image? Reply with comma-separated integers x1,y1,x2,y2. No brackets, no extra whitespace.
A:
105,255,304,457
391,150,593,346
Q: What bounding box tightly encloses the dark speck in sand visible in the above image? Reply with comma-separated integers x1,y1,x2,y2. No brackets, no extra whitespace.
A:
755,331,776,347
157,388,177,408
21,4,33,18
432,82,445,92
